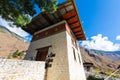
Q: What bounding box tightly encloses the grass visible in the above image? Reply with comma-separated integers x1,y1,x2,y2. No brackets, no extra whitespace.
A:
7,50,25,59
0,28,5,33
87,75,104,80
93,69,101,74
93,69,120,78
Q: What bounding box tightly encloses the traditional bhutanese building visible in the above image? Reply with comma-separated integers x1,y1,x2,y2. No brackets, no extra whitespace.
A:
23,0,86,80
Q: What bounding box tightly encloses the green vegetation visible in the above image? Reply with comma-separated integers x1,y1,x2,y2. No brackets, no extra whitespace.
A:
93,69,101,74
87,75,104,80
8,50,25,59
12,50,24,58
0,0,58,27
0,28,5,33
93,69,120,78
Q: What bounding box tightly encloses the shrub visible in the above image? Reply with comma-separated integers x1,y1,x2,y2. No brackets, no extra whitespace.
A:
87,75,104,80
12,50,24,58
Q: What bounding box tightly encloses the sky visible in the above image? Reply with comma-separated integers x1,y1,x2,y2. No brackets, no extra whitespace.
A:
76,0,120,51
0,0,120,51
0,17,32,42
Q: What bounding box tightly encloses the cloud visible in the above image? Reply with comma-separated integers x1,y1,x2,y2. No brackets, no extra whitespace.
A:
0,16,32,41
80,34,120,51
116,35,120,40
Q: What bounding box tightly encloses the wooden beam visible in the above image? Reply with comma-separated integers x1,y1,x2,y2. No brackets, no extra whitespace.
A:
75,32,83,36
77,35,84,38
77,37,86,40
32,17,45,28
26,23,38,31
67,16,78,24
32,23,66,41
69,20,79,25
58,2,72,10
42,13,54,25
70,21,80,28
52,13,58,22
57,10,64,20
72,30,82,33
72,27,81,32
22,27,35,35
71,25,80,29
63,10,76,19
30,22,41,30
71,0,86,40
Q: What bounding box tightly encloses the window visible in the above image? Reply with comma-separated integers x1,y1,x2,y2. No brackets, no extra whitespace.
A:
73,48,76,61
78,53,81,64
75,40,78,49
71,39,74,45
36,46,49,61
71,39,78,50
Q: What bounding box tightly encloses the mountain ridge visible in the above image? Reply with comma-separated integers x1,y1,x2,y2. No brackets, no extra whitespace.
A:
91,49,120,60
0,25,120,70
0,25,28,59
80,46,120,70
0,25,27,41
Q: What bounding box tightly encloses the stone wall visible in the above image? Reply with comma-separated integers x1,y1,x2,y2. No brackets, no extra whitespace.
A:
0,59,45,80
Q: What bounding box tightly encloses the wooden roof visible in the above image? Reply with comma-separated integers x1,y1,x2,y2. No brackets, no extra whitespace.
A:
23,0,86,40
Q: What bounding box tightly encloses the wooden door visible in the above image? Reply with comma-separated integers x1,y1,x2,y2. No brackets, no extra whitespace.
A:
36,47,49,61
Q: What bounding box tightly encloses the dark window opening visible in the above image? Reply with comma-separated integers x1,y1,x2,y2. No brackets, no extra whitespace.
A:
71,39,74,45
86,66,90,71
73,48,76,61
75,40,78,49
36,46,50,61
78,54,81,64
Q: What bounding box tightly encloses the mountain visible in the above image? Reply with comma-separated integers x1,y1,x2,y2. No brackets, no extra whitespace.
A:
80,47,120,70
0,25,26,40
92,50,120,61
0,25,29,59
0,25,120,70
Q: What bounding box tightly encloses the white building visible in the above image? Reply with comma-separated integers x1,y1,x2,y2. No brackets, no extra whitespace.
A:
24,1,86,80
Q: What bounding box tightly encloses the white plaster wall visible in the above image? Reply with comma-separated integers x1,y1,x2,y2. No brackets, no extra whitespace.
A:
66,32,86,80
25,31,69,80
0,58,45,80
24,21,86,80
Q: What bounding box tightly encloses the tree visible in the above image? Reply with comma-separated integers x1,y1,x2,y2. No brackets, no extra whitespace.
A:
0,0,58,27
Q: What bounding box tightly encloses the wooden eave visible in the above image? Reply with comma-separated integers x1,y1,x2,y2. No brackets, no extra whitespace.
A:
22,0,86,40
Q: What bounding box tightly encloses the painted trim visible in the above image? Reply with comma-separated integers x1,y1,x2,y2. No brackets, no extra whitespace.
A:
32,23,66,42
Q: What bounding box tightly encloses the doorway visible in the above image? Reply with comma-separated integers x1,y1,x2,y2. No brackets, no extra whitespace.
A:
36,46,49,61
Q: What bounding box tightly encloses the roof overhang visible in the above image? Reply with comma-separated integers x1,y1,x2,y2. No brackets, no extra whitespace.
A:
22,0,86,40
